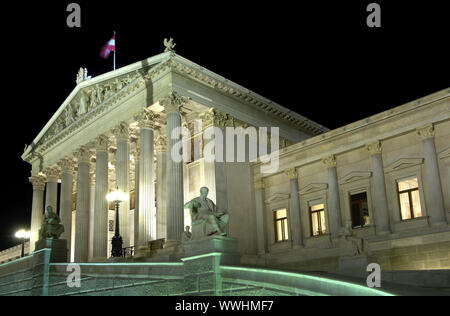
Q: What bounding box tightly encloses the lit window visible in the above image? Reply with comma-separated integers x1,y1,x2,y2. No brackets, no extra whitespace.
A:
310,203,326,236
397,177,422,220
274,209,289,242
350,192,370,228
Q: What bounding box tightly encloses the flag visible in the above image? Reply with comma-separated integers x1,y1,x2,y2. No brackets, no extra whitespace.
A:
100,36,115,59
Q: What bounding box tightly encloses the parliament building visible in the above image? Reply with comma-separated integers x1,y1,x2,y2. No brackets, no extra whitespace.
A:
0,45,449,296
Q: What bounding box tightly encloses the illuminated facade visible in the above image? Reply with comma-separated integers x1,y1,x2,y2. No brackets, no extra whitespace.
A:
1,49,449,294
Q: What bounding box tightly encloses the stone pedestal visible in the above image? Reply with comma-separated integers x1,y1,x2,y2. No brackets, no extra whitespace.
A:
338,255,376,278
35,239,68,263
181,236,240,296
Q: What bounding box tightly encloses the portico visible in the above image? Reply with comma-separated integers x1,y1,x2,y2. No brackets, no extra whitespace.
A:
21,47,325,262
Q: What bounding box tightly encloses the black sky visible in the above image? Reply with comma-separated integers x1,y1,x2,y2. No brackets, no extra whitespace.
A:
1,1,449,250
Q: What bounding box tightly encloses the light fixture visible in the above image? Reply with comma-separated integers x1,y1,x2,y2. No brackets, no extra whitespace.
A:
15,229,31,258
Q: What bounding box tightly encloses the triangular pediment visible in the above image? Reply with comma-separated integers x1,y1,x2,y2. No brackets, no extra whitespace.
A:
439,147,450,159
265,193,290,204
339,171,372,185
385,158,424,173
299,183,328,195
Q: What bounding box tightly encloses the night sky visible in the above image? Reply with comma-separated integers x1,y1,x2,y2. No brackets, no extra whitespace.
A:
1,1,449,251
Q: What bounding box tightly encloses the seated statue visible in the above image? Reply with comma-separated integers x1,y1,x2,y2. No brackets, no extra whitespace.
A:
39,206,65,240
184,187,229,241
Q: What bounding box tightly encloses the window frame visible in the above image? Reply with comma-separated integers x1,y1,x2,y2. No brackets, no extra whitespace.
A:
309,203,326,237
273,208,289,243
396,177,422,220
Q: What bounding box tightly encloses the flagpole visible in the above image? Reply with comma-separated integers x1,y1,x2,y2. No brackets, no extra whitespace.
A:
113,31,116,71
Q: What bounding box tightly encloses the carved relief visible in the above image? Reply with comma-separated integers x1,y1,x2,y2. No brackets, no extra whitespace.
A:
112,122,130,141
417,124,436,140
58,158,75,174
366,141,382,155
160,91,189,113
322,155,337,168
29,174,46,191
155,135,167,152
134,108,160,130
74,146,92,164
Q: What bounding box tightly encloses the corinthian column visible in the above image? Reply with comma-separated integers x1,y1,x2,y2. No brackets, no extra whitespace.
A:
29,174,46,253
131,140,140,248
58,158,75,260
285,168,303,247
44,167,60,212
88,172,95,261
417,124,447,226
92,135,109,260
323,155,342,239
74,146,91,262
160,92,189,244
112,122,131,248
135,109,160,249
366,141,391,235
156,135,167,240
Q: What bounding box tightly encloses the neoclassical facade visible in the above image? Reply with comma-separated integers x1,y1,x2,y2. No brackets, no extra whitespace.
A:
16,48,450,275
21,49,326,263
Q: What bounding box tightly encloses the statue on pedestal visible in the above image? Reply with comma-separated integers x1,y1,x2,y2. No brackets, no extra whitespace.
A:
341,220,363,256
184,187,229,241
39,206,65,240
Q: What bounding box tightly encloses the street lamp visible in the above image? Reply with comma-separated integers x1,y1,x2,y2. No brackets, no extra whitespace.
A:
15,230,31,258
107,188,129,258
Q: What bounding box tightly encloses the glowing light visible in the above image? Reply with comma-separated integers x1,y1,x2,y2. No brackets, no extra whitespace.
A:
15,230,31,239
106,190,129,202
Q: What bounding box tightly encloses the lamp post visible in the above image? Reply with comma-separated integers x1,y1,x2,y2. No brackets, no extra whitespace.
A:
15,230,31,258
107,188,129,258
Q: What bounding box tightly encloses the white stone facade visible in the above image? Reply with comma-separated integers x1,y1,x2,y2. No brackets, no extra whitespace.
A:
9,49,449,273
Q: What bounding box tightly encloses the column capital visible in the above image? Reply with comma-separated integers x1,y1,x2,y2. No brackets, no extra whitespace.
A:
58,157,75,174
112,122,130,141
74,146,92,164
160,92,189,114
44,167,60,182
284,168,298,180
322,155,337,168
134,108,160,130
254,179,265,190
200,108,234,129
366,141,382,155
95,135,110,152
29,174,46,191
155,135,167,152
417,124,436,140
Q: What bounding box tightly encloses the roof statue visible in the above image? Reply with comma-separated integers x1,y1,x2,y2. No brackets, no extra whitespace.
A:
164,37,176,53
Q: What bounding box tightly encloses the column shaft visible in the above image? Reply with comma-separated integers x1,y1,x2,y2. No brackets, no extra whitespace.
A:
59,158,74,261
139,128,155,246
323,156,342,239
116,137,130,248
74,147,91,262
424,137,447,224
254,180,267,255
93,148,109,260
287,170,303,247
372,153,390,234
166,111,184,242
30,175,46,253
156,149,167,240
